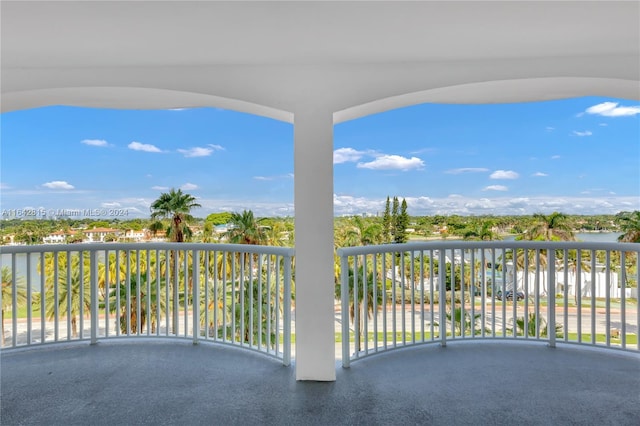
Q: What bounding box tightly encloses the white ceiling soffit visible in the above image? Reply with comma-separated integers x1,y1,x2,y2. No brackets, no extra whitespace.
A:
0,87,295,123
334,77,639,124
1,1,639,119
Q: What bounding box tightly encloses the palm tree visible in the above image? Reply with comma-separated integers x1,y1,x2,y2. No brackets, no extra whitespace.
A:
150,189,200,333
224,210,268,245
103,273,165,334
44,253,92,338
354,216,383,246
150,188,201,242
616,211,640,243
463,221,497,241
520,212,574,296
335,265,382,351
149,220,164,239
509,312,562,338
200,279,233,337
2,266,27,346
445,307,483,336
526,212,575,241
263,220,292,247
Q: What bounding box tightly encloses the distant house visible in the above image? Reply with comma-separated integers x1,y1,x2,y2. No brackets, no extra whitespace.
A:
83,227,122,242
43,230,70,244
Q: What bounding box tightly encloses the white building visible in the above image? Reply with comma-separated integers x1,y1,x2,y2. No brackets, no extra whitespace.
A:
43,230,68,244
83,227,122,243
122,229,148,242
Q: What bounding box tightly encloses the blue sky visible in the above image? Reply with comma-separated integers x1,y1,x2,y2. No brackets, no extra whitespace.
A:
1,97,638,219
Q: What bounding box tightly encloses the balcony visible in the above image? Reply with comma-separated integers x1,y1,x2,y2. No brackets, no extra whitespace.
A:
1,241,639,424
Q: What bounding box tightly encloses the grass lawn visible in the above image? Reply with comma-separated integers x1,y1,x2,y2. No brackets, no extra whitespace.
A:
565,332,637,346
4,305,41,318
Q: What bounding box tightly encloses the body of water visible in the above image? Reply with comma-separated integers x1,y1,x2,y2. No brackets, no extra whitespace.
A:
575,232,623,242
501,232,622,243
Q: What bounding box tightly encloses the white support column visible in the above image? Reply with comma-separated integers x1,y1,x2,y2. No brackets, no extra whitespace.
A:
294,106,336,381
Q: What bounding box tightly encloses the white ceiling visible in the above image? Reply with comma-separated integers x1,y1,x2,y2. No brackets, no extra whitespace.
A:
2,1,639,121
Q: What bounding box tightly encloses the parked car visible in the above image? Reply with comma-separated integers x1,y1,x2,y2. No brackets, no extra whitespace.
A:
496,290,525,301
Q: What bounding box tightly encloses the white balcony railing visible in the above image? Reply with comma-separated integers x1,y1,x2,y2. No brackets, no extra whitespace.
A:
0,243,293,365
3,240,638,368
338,241,639,367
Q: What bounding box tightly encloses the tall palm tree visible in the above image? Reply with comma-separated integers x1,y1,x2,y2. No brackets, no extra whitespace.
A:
150,189,200,333
2,266,27,346
616,210,640,243
150,188,201,242
526,212,575,241
520,212,574,295
225,210,268,245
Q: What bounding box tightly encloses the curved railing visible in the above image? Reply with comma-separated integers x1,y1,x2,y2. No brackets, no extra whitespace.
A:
0,243,293,365
337,241,639,367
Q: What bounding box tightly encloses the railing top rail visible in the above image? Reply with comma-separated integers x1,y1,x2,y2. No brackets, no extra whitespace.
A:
336,240,640,256
0,242,295,257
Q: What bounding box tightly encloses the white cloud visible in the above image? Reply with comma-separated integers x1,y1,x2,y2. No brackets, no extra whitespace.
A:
410,148,437,155
81,139,110,147
200,194,639,217
483,185,508,191
254,173,293,181
42,181,74,190
335,148,424,171
551,155,561,160
532,172,548,177
334,195,640,217
178,147,213,157
151,186,169,191
545,126,555,131
490,170,519,180
357,155,424,171
445,167,489,174
463,198,495,210
180,183,199,191
177,144,224,158
128,141,162,153
334,148,366,164
585,102,640,117
572,130,592,137
0,183,11,190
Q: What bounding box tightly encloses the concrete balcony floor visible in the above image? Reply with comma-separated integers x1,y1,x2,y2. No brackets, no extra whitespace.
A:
2,340,639,425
